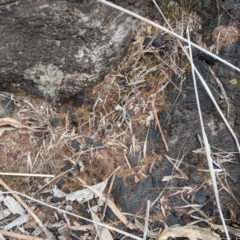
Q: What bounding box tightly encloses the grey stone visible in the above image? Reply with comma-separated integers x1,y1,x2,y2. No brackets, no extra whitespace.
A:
0,0,139,101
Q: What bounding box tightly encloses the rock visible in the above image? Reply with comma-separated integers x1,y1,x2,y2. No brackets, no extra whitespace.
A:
50,118,59,127
73,92,85,107
152,34,163,48
112,177,158,213
143,34,163,48
0,0,139,101
51,197,61,203
143,36,152,47
84,137,93,146
93,140,103,148
194,188,212,205
61,164,72,172
71,139,81,152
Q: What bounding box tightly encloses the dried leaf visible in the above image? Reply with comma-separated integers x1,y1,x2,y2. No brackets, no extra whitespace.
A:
4,196,25,215
0,209,11,220
0,127,15,137
158,226,220,240
53,179,108,203
162,174,188,181
90,208,113,240
209,222,240,238
135,219,158,238
132,36,144,45
85,183,136,230
4,214,29,231
0,117,47,132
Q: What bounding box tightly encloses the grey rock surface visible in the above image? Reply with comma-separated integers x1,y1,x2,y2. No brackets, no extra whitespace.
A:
0,0,139,101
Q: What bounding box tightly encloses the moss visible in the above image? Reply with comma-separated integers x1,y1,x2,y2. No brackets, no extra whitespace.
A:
24,63,63,100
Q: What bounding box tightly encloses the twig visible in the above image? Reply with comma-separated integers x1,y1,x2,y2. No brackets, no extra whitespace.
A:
0,179,55,240
187,27,230,240
0,173,55,177
123,153,132,169
101,173,116,221
0,230,44,240
152,102,169,152
0,117,48,132
32,168,74,196
143,200,150,240
97,173,116,239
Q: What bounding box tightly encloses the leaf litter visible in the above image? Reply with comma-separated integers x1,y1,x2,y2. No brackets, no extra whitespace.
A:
0,1,240,240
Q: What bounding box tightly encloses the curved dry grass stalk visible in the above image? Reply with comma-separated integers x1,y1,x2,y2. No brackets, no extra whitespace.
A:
187,28,230,240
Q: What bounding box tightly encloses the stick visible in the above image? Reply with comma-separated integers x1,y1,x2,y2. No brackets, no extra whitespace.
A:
0,179,55,240
152,102,169,152
0,173,55,178
0,230,44,240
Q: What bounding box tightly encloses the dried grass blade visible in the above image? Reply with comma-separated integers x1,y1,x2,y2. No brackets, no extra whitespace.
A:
0,117,47,132
187,28,230,240
152,102,169,152
83,182,136,230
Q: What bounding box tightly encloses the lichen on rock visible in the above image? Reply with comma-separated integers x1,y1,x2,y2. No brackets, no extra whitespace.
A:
24,63,63,101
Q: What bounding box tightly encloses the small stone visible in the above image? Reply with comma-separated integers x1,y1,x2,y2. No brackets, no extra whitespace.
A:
194,188,212,205
220,101,228,110
93,140,103,148
197,51,215,65
152,34,162,48
51,197,61,203
76,162,82,172
145,81,151,91
143,36,152,46
84,137,93,145
61,164,72,172
71,139,80,151
73,93,84,107
56,179,65,189
126,109,135,119
51,118,59,127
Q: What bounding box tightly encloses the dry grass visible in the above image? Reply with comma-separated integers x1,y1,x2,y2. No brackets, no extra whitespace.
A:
0,1,240,239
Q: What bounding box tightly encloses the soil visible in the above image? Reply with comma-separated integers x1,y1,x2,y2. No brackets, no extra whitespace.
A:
1,1,240,239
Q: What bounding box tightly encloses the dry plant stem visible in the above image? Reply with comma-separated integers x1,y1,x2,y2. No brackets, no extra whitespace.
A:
101,173,116,222
143,200,150,240
152,102,169,152
0,118,48,132
187,30,230,240
0,230,43,240
97,173,116,239
98,0,240,73
33,168,74,196
0,173,55,177
208,67,230,117
0,179,55,240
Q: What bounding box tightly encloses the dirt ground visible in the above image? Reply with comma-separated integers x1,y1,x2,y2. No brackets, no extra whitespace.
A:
1,1,240,240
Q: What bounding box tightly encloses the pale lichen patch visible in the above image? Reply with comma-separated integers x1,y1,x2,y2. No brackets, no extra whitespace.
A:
24,63,63,100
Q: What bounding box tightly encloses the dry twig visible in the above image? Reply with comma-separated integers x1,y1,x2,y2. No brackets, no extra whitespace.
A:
0,179,55,240
152,102,169,152
0,230,44,240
